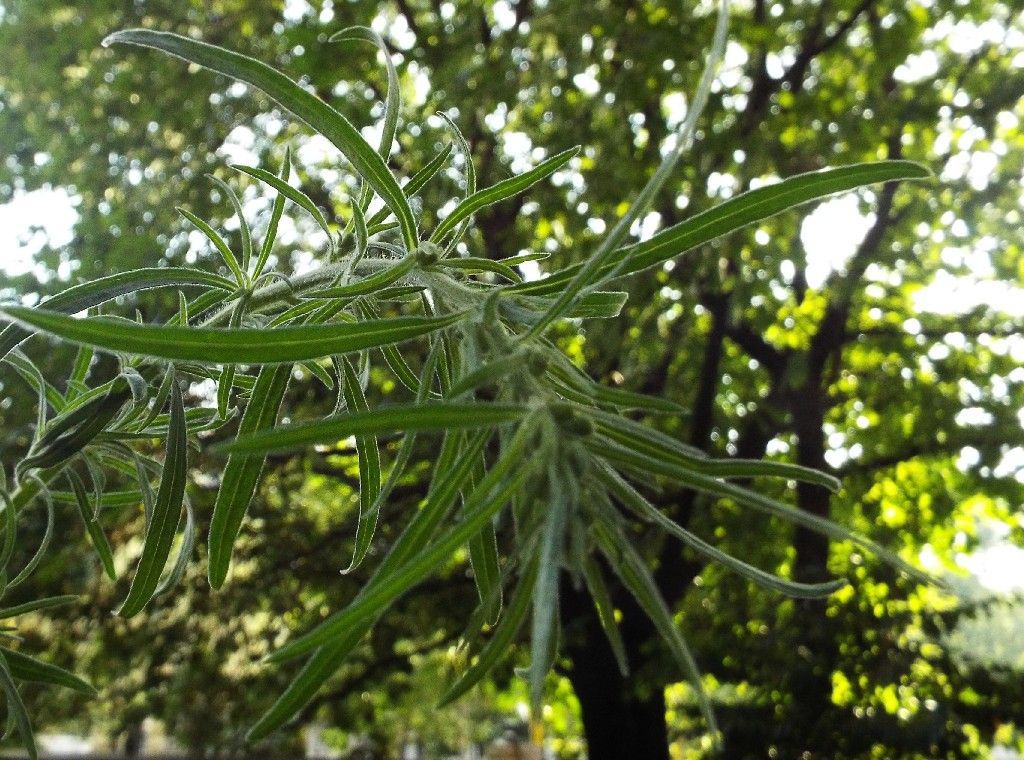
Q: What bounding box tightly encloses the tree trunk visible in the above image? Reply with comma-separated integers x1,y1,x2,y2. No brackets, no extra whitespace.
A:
562,592,671,760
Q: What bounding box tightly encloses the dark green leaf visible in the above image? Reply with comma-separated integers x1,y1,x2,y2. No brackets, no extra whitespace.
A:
0,306,465,365
119,379,188,617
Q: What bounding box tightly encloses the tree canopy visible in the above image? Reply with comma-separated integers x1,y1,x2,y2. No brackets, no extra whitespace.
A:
1,0,1023,758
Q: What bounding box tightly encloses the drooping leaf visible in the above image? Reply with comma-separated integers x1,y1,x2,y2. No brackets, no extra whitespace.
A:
1,648,97,695
267,414,539,663
0,651,37,760
440,556,539,705
67,470,117,581
341,357,382,572
595,462,848,599
208,363,292,588
119,379,188,617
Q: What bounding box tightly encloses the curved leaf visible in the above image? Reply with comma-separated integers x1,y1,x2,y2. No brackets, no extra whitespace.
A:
512,161,932,299
430,146,580,243
104,29,419,251
119,379,188,617
0,268,236,360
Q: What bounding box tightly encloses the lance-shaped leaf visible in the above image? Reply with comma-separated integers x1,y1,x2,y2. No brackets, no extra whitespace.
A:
588,406,839,489
208,362,292,588
68,470,116,581
308,253,418,299
365,142,454,229
466,454,503,625
341,357,382,572
207,174,253,272
580,553,629,677
219,401,526,455
177,207,247,285
0,306,464,365
0,596,77,620
230,164,333,241
104,29,419,251
1,648,97,695
253,147,292,276
512,160,932,300
430,146,580,243
440,557,539,705
119,379,188,617
531,460,570,710
439,257,522,283
591,517,718,739
585,436,934,586
331,26,399,163
0,268,236,360
250,427,496,739
595,462,848,599
0,651,37,760
267,414,539,663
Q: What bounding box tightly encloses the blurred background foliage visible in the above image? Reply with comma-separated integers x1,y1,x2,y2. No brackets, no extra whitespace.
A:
0,0,1022,757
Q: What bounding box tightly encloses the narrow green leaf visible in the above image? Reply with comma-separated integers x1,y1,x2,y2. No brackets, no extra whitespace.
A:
220,402,526,456
531,461,569,709
207,174,253,272
513,161,933,301
1,648,97,695
9,481,55,588
230,164,333,241
431,147,579,244
466,456,503,625
364,143,454,229
104,29,419,251
67,470,116,581
586,436,933,586
331,27,399,164
0,596,77,620
119,379,188,617
439,257,522,283
0,651,37,760
254,146,292,277
208,363,292,588
177,207,246,285
592,517,718,738
248,625,368,741
154,496,196,597
519,0,729,342
0,268,236,361
342,357,382,572
588,408,840,491
0,306,464,365
440,556,539,706
308,254,417,299
249,425,494,739
596,462,848,599
499,252,549,267
268,414,539,663
580,553,629,677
